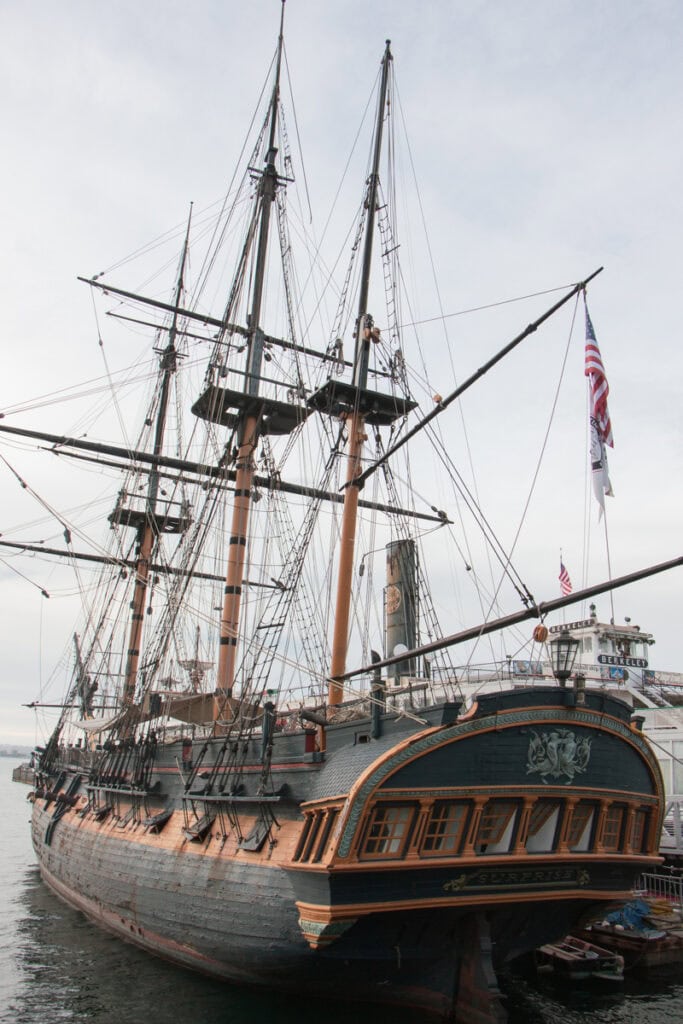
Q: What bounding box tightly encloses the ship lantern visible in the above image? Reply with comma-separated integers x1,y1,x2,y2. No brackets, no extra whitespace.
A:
532,624,548,643
550,629,580,686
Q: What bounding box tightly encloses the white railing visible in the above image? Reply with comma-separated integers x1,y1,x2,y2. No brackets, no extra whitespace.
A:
636,871,683,906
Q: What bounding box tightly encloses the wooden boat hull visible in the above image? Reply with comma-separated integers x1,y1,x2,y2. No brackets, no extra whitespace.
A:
30,688,666,1021
31,801,600,1019
575,924,683,968
535,935,624,982
31,805,480,1017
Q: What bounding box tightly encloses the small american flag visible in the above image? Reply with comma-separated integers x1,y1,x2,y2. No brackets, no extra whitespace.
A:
559,561,572,596
585,308,614,448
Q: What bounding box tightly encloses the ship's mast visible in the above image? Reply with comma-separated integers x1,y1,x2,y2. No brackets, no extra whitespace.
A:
119,210,192,720
328,41,393,705
215,6,286,706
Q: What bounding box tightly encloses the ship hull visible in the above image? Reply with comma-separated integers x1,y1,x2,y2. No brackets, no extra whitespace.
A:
30,689,666,1022
33,803,594,1019
31,804,468,1017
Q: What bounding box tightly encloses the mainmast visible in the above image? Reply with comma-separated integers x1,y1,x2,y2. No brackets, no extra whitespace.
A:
190,4,308,720
215,18,283,703
117,210,192,722
327,42,395,704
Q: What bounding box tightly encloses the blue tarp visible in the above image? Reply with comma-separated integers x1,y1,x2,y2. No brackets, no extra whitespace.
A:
605,899,651,931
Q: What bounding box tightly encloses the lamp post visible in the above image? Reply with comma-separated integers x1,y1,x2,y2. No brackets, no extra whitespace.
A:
550,629,580,687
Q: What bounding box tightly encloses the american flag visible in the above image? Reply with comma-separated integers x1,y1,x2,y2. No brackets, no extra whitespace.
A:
585,308,614,448
558,561,572,596
584,302,614,514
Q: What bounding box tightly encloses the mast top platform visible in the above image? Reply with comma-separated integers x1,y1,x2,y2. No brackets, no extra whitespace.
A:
307,379,417,427
193,384,309,436
108,507,190,535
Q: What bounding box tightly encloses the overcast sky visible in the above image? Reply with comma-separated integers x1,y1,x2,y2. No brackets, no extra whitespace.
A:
1,0,682,745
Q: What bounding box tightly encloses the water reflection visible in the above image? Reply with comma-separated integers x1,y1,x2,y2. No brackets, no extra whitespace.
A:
502,959,683,1024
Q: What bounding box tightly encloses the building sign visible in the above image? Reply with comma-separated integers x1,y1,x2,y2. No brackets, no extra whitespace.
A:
597,654,648,668
549,620,593,633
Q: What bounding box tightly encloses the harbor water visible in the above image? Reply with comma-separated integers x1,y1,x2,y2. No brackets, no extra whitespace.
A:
2,759,682,1024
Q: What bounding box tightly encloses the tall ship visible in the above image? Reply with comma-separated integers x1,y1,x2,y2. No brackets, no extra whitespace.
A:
3,10,679,1023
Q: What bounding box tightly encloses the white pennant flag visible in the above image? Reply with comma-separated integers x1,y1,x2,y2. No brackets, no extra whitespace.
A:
588,410,613,515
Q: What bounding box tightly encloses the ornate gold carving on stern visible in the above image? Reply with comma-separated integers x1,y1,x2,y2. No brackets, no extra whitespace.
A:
296,904,358,950
526,729,592,784
442,874,468,892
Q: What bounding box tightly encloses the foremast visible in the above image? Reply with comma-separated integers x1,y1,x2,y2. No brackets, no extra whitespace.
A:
118,211,193,727
328,41,393,705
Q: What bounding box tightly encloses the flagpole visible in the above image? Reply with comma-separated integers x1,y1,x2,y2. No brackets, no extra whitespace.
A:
559,549,565,623
602,508,616,624
583,294,616,623
558,553,573,614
